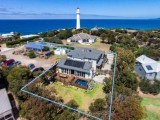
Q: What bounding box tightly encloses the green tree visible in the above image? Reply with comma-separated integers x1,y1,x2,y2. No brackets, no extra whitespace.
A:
58,29,73,39
28,50,36,58
89,98,106,112
66,100,79,109
7,66,32,95
100,33,107,43
110,96,146,120
55,110,78,120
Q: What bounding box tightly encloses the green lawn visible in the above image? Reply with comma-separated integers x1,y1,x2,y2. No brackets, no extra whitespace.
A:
142,97,160,120
46,82,106,111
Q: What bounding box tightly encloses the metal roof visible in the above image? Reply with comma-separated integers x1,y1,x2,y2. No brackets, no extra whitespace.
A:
0,88,12,114
68,33,96,41
67,47,104,61
58,58,92,73
136,55,157,64
25,42,44,50
136,55,160,73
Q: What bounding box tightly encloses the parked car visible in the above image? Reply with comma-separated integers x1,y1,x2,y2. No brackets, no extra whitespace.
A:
3,59,15,66
14,61,22,65
32,67,44,72
28,63,35,69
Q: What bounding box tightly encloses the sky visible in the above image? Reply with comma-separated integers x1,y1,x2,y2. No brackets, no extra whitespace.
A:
0,0,160,19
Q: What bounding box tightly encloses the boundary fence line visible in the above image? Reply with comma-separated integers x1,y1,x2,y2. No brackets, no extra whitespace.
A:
21,52,117,120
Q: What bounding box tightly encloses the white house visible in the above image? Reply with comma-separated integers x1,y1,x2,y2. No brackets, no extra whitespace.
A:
67,33,96,45
54,48,67,55
135,55,160,80
0,88,15,120
20,34,39,39
1,32,14,38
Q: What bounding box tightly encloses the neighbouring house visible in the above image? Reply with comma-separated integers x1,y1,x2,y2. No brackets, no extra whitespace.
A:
57,47,107,79
91,27,103,31
25,42,45,51
1,32,14,39
135,55,160,80
0,88,15,120
54,48,67,55
67,33,96,44
0,32,14,42
20,34,39,39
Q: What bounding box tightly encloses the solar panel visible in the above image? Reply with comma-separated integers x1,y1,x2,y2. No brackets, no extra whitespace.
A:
64,59,85,69
146,65,153,70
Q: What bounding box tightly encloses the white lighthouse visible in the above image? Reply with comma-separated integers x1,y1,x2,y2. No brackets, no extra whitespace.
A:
76,7,80,29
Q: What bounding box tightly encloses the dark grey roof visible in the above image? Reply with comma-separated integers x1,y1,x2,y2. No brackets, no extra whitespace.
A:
68,33,96,41
58,58,92,73
67,47,105,61
0,88,12,114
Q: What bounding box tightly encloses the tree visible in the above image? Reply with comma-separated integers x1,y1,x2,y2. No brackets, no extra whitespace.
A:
58,30,73,39
0,69,7,89
110,96,146,120
89,98,106,112
22,96,63,120
100,33,107,43
28,50,36,58
116,47,135,71
0,66,11,89
140,79,160,95
44,37,62,44
66,100,79,109
55,110,78,120
7,66,32,95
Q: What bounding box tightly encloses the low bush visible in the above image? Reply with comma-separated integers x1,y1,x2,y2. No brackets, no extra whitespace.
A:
28,50,36,58
139,79,160,95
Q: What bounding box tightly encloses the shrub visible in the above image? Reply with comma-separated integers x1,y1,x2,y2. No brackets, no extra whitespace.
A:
43,46,50,51
44,37,62,44
139,79,160,95
6,36,39,47
28,51,36,58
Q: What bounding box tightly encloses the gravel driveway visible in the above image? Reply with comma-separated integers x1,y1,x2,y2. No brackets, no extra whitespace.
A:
0,45,54,69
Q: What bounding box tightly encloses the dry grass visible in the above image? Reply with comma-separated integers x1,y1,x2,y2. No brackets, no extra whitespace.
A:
45,82,106,112
62,37,111,51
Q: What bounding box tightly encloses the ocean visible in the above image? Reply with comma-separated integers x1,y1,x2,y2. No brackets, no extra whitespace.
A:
0,19,160,35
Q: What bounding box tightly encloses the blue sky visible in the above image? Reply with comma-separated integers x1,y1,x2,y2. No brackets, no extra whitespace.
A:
0,0,160,19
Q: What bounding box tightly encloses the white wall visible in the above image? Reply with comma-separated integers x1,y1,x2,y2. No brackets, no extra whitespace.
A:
145,73,156,80
89,39,94,43
54,49,66,55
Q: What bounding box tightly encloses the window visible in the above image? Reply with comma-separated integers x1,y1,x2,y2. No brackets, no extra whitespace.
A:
146,65,153,70
139,68,142,71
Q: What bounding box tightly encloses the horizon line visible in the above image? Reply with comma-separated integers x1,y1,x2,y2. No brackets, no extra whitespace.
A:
0,18,159,20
